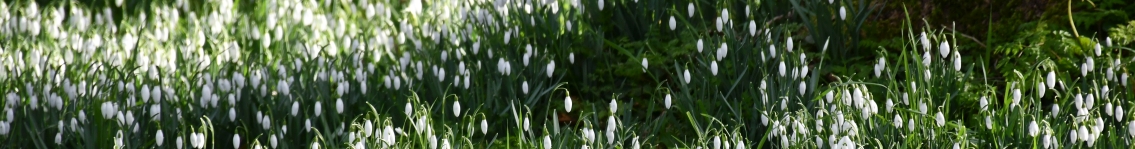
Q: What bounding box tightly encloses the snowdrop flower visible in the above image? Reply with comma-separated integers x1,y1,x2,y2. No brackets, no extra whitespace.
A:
55,132,61,145
716,17,724,31
749,20,757,36
1070,128,1079,143
1129,121,1135,137
315,101,323,117
233,134,241,148
920,32,930,51
1012,89,1021,109
1028,120,1039,137
1047,71,1056,89
522,81,529,95
787,37,795,52
481,119,488,135
718,43,729,59
547,61,555,78
798,82,807,95
684,69,691,84
177,136,184,149
598,0,604,10
894,114,903,128
940,41,951,58
1106,103,1114,116
336,98,344,114
669,16,677,30
979,96,989,112
569,53,576,64
229,108,237,121
985,116,993,129
565,96,573,112
713,135,721,149
1106,37,1113,47
291,101,299,116
543,135,552,149
607,116,617,144
935,111,946,127
1094,43,1101,56
1038,82,1046,98
697,39,704,53
922,50,932,67
524,117,531,132
1116,105,1124,121
664,94,672,109
688,3,695,17
403,103,412,116
885,98,894,113
610,99,619,114
1052,104,1060,118
952,52,961,71
838,6,847,20
710,61,718,76
277,80,289,96
453,100,461,117
311,141,321,149
778,61,786,77
642,58,649,72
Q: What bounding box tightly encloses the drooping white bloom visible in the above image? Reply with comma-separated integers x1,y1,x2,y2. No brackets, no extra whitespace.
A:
336,98,344,114
547,61,555,78
156,129,165,146
778,61,786,77
894,114,903,128
839,6,847,20
885,98,894,113
953,52,961,71
920,32,930,51
522,81,529,95
610,99,618,114
1012,89,1021,109
664,94,672,109
277,80,289,96
697,39,704,53
716,17,723,32
291,101,299,116
1129,121,1135,137
799,82,807,95
642,58,649,72
669,16,677,30
940,41,951,58
481,119,488,135
315,101,323,117
233,134,241,148
177,136,184,149
787,37,795,52
523,117,531,132
922,50,932,67
1116,105,1124,121
1106,103,1114,116
718,43,729,59
229,108,237,121
1052,104,1060,118
935,112,946,127
749,20,757,36
270,134,278,148
979,96,989,112
607,116,617,144
598,0,604,10
713,135,721,149
985,115,993,129
1094,43,1102,56
1047,71,1056,89
453,100,461,117
569,53,576,64
543,135,552,149
710,61,718,76
1038,83,1046,98
1106,37,1113,47
687,3,696,17
1028,120,1039,137
684,69,691,84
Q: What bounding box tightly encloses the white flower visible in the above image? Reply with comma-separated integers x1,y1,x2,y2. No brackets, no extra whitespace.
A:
798,82,806,95
920,32,930,51
228,108,237,121
481,119,488,135
311,141,321,149
838,6,847,20
1116,105,1124,121
952,52,961,71
1129,121,1135,137
291,101,299,116
610,99,619,114
1047,71,1056,89
718,43,729,59
713,135,721,149
336,98,344,114
177,136,184,149
642,58,649,72
569,53,576,64
716,17,724,31
277,80,289,96
894,114,903,128
664,94,672,109
270,134,278,148
935,111,945,127
453,100,461,117
55,132,61,145
428,135,438,149
787,37,795,52
985,116,993,129
1106,103,1114,116
1106,37,1113,47
940,41,951,58
606,116,617,144
684,69,691,84
721,8,730,23
233,134,241,148
1094,43,1102,56
710,61,718,76
1038,82,1046,98
315,101,323,117
688,3,695,17
405,103,413,116
922,51,932,67
565,96,574,112
778,61,786,77
749,20,757,36
543,135,552,149
522,81,529,95
598,0,605,10
1028,120,1039,137
547,61,555,78
885,98,894,113
156,129,165,146
524,117,531,132
697,39,704,53
669,16,677,30
1052,104,1060,118
1012,89,1021,109
1071,128,1079,143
